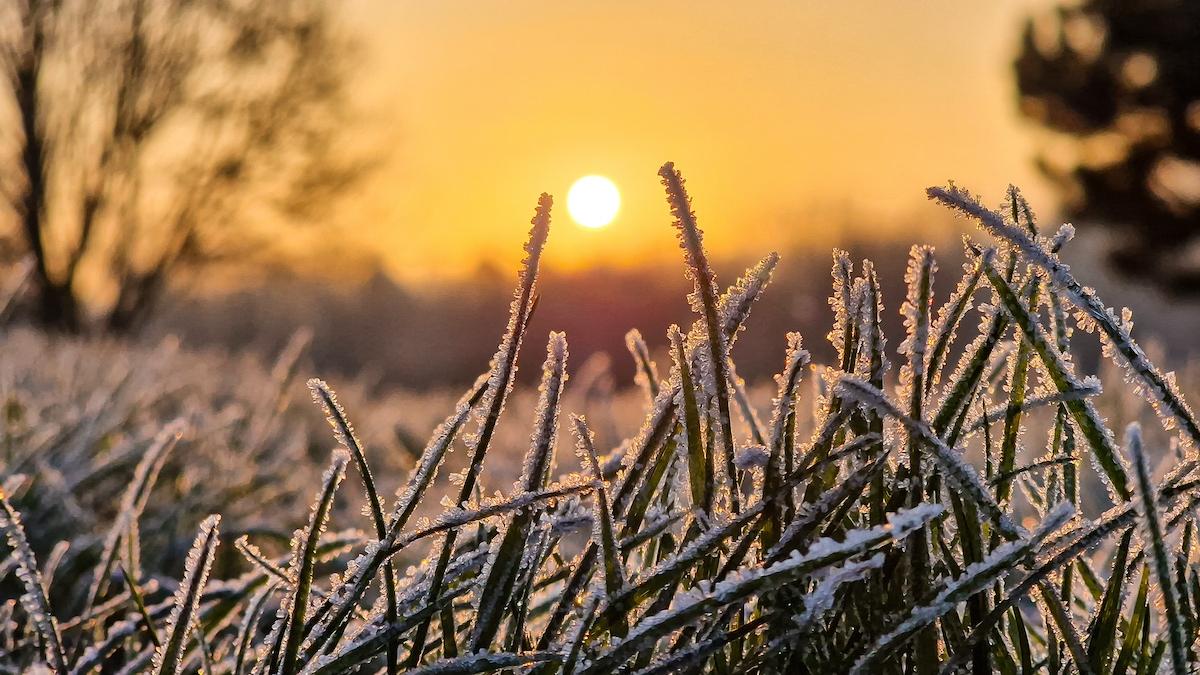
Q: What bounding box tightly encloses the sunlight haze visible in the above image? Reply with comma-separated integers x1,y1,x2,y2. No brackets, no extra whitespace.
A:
342,1,1051,281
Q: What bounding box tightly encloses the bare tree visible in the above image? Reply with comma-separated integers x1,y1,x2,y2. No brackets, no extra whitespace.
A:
0,0,362,331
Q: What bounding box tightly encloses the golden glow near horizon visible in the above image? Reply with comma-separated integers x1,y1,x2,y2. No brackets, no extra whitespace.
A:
341,0,1054,282
567,176,621,229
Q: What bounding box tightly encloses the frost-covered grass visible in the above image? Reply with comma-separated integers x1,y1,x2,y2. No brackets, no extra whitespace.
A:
4,166,1200,673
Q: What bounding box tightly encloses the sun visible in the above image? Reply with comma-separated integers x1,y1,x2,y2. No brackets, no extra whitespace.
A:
567,175,620,229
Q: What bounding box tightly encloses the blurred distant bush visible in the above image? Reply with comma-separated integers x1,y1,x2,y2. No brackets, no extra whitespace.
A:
1015,0,1200,293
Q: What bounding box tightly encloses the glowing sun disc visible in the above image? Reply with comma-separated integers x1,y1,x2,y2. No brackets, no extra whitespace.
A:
567,175,620,229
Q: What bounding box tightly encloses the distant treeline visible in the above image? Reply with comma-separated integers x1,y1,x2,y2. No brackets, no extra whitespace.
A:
146,232,1197,392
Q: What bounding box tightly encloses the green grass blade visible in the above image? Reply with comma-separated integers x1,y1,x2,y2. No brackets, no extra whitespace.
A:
659,162,739,513
307,379,399,673
117,562,160,648
469,332,568,651
930,184,1200,448
671,325,710,515
151,514,221,675
981,254,1131,501
1127,423,1189,673
1086,529,1133,673
279,452,348,675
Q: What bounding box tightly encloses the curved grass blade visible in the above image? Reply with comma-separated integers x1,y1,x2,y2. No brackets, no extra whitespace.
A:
279,452,348,675
151,514,221,675
0,488,68,672
80,420,185,625
306,379,400,673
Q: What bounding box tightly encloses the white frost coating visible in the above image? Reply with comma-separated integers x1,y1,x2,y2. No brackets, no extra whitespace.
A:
850,501,1072,675
600,442,628,477
927,253,984,390
929,183,1200,449
827,250,858,361
856,262,890,383
517,331,569,493
794,553,884,629
835,375,1024,540
734,444,770,470
625,328,659,399
151,514,221,675
596,505,940,671
898,245,936,383
0,490,68,672
765,332,810,478
405,651,557,674
1051,223,1075,251
887,503,946,540
717,252,780,349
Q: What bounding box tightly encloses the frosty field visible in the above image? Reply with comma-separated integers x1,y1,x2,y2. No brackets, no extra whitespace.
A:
2,166,1200,673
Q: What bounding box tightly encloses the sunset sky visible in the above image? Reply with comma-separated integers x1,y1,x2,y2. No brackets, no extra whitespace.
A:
340,1,1054,282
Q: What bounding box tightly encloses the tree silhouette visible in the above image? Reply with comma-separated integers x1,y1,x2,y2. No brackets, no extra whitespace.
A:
1014,0,1200,294
0,0,363,331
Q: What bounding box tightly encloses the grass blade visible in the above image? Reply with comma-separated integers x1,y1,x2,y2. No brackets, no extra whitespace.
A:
280,452,348,675
1127,423,1189,673
151,514,221,675
469,332,568,651
660,162,739,512
0,487,68,672
307,379,400,673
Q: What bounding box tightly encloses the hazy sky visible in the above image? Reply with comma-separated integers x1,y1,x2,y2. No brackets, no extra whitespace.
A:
339,1,1053,281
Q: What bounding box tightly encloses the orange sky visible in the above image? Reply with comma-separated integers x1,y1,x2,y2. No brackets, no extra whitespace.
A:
338,1,1054,282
